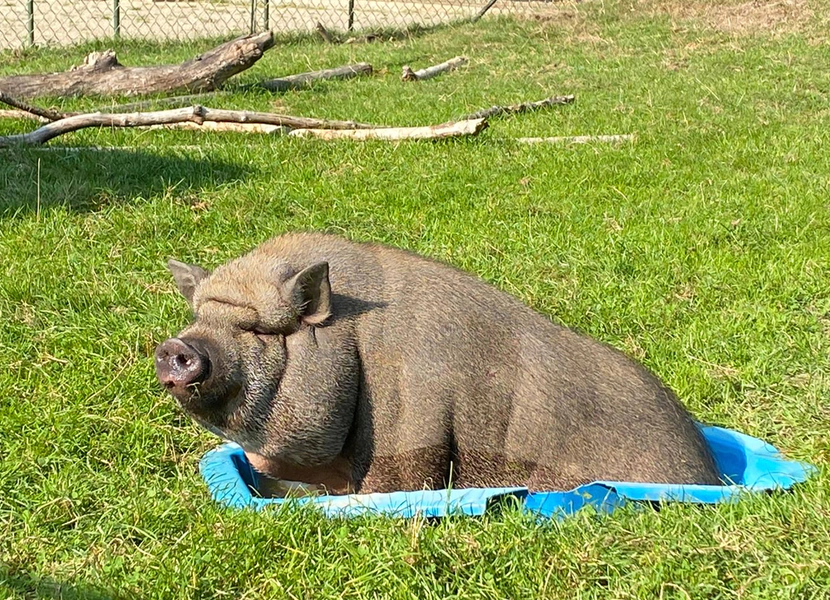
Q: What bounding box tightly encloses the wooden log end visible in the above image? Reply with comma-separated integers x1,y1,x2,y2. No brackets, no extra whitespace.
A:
73,50,121,73
401,66,417,82
469,117,488,135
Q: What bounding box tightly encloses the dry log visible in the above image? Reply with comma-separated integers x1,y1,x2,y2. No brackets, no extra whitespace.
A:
517,134,635,145
0,31,274,99
261,63,373,92
401,56,468,82
460,94,575,120
289,118,487,141
0,106,380,147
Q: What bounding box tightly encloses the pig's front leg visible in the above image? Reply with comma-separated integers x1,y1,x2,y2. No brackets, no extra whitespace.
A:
246,451,353,498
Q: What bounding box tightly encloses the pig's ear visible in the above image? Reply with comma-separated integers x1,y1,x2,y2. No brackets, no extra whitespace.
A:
167,259,209,306
284,262,332,325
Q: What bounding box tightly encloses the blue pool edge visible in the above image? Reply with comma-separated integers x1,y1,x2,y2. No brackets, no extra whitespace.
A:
198,424,817,518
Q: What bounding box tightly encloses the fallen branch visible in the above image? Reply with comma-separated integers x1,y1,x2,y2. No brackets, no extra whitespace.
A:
289,118,487,141
0,109,48,122
0,90,67,121
316,22,335,44
261,63,373,92
470,0,498,23
148,121,289,135
516,134,635,145
401,56,468,82
0,31,274,98
195,108,377,130
460,94,575,120
0,106,380,147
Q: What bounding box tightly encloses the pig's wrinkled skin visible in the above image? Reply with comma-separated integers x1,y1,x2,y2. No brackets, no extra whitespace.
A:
155,232,720,496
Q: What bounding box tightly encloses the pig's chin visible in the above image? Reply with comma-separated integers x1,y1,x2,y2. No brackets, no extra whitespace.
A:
173,378,244,422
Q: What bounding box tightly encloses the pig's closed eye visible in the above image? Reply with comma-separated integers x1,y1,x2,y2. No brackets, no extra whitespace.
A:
250,330,277,344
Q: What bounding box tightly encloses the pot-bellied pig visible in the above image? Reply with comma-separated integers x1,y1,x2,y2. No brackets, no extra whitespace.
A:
156,232,719,496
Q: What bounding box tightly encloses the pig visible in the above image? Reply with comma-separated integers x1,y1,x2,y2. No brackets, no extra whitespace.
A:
155,232,720,496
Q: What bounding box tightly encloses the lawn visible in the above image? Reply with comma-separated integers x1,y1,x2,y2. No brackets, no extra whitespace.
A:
1,0,829,597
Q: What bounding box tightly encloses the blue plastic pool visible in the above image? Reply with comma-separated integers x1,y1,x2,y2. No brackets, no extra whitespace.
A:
199,424,816,518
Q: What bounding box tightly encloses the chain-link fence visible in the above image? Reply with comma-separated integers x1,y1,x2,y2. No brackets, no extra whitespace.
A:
0,0,536,50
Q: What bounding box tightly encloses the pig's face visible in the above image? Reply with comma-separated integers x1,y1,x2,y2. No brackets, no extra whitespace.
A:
154,255,331,430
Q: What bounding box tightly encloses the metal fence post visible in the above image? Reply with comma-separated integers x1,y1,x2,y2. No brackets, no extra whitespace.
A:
262,0,269,32
27,0,35,46
113,0,121,38
347,0,355,31
249,0,256,33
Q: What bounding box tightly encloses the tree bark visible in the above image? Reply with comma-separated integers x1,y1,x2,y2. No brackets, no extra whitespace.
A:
288,118,487,141
261,63,373,92
0,31,275,99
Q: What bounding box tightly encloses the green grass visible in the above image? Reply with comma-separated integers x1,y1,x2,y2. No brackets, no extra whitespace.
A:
1,1,829,597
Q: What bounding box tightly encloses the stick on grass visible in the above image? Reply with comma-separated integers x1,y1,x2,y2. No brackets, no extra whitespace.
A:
261,63,373,92
0,109,49,122
0,90,67,121
401,56,468,82
289,118,487,141
516,134,635,145
460,94,575,120
0,106,381,147
147,121,289,135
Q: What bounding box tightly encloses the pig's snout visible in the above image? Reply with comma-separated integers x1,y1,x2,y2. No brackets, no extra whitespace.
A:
155,338,210,394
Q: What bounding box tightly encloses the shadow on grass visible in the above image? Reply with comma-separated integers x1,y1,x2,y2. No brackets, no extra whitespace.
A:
0,568,128,600
0,146,248,216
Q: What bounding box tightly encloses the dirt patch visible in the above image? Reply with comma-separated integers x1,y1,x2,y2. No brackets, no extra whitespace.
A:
646,0,818,37
517,1,607,44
